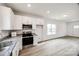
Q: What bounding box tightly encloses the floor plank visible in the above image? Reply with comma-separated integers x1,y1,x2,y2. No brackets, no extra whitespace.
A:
19,36,79,56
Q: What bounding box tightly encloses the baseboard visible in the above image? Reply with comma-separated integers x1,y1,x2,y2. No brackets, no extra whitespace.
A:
66,35,79,38
38,35,79,44
38,35,66,43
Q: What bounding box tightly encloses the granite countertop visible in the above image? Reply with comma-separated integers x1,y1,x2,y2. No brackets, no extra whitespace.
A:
0,35,21,56
0,41,16,56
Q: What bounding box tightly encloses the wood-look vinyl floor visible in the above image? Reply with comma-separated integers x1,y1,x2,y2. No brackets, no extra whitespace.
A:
19,36,79,56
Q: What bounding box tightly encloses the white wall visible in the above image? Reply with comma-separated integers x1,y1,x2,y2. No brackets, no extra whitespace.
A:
67,21,79,37
43,19,67,40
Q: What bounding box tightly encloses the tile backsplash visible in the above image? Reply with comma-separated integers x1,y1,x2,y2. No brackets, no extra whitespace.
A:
0,30,10,41
0,30,22,41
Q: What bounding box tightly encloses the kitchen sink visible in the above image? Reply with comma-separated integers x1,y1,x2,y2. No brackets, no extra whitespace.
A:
0,41,13,50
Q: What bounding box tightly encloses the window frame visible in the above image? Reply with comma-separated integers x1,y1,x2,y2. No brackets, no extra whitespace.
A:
47,24,56,35
73,25,79,29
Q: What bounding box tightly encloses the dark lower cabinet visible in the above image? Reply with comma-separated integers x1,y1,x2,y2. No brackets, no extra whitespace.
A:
22,37,33,46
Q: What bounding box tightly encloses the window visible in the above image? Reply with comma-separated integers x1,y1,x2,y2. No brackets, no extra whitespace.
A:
74,25,79,29
47,24,56,35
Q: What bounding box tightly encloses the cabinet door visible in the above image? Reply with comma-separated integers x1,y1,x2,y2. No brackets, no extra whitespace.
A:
40,19,44,25
33,36,38,45
36,19,44,25
22,16,32,24
12,48,18,56
32,23,36,29
14,15,22,29
12,42,19,56
0,6,14,30
32,19,36,29
18,37,22,50
36,19,41,25
28,19,32,24
22,16,28,24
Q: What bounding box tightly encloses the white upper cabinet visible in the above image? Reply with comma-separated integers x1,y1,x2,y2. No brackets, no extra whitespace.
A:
22,16,32,24
22,16,28,24
22,16,44,25
36,18,44,25
22,16,44,29
14,15,22,30
0,6,14,30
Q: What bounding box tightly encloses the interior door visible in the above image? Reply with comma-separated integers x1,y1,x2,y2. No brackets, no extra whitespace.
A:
36,25,43,42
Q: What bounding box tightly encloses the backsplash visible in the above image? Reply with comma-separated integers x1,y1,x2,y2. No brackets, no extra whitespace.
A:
0,30,10,41
0,30,22,41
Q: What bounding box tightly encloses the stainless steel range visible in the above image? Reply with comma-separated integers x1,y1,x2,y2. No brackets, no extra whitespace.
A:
22,24,33,46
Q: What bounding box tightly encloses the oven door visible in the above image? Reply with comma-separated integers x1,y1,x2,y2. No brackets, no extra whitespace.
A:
22,36,33,46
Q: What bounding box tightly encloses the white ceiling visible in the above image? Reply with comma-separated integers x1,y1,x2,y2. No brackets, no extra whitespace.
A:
6,3,79,22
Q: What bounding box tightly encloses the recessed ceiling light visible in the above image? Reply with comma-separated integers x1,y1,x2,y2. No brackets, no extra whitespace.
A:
63,15,67,17
27,4,31,7
47,10,50,14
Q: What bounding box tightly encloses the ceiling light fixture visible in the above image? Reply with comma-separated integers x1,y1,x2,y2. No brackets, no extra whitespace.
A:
63,15,67,17
47,10,50,14
27,4,31,7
